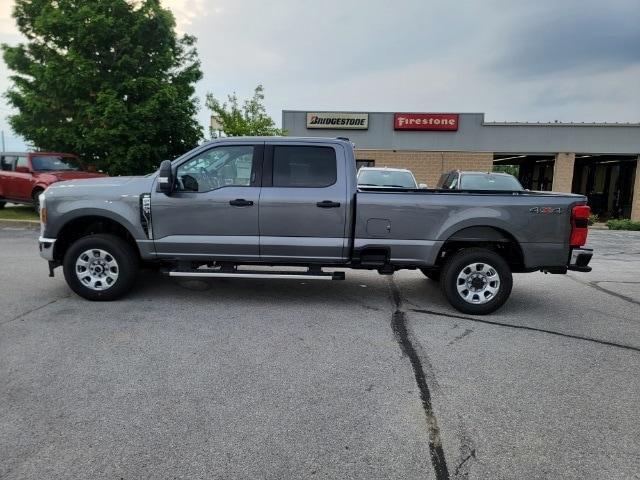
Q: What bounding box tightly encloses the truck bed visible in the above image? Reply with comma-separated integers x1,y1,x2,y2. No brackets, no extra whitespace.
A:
354,188,587,269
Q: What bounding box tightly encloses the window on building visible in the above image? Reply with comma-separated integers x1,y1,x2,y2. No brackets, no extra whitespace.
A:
272,146,336,188
356,159,375,170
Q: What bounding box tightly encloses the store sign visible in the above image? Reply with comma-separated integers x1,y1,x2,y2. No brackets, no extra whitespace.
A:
307,112,369,129
394,113,459,131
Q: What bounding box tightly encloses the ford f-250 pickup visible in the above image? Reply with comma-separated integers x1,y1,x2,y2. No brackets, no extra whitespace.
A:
38,137,593,315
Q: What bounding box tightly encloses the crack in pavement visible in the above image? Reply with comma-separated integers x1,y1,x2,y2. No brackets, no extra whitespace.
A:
448,329,473,346
596,281,640,284
0,295,70,327
388,278,450,480
567,274,640,307
410,308,640,353
454,448,476,478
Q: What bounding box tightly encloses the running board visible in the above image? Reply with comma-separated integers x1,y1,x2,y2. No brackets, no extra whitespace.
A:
166,269,345,281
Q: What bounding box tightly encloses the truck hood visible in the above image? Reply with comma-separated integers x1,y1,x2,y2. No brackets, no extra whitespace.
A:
47,175,155,194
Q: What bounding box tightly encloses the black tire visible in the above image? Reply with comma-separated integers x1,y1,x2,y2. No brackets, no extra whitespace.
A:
420,268,441,281
0,201,5,209
63,234,138,301
440,248,513,315
32,189,44,214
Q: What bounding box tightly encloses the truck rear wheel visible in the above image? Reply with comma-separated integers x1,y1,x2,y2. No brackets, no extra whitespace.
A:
63,234,138,301
440,248,512,315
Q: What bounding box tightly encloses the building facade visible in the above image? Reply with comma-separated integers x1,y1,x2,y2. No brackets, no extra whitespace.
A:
282,111,640,220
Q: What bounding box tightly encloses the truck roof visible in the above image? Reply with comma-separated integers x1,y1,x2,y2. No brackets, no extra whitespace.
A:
202,136,353,145
358,166,413,173
447,170,515,177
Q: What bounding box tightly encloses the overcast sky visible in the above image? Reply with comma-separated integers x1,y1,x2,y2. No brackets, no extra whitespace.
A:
1,0,639,150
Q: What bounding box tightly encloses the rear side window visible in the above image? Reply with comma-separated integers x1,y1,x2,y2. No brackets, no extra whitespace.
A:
1,155,16,171
273,146,336,188
16,156,29,169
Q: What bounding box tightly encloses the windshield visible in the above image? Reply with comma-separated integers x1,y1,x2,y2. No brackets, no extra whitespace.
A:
31,155,82,172
358,170,417,188
459,173,523,190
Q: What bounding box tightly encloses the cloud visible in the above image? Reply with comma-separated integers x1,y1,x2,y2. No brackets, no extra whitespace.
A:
493,0,640,77
0,0,17,36
161,0,208,34
1,0,639,149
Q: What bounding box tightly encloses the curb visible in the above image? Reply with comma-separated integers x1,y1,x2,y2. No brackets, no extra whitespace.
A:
0,219,40,230
589,224,609,230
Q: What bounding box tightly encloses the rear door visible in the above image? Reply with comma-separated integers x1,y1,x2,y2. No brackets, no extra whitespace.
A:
259,142,349,262
11,155,33,201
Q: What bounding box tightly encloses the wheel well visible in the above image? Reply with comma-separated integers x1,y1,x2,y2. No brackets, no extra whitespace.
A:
31,186,44,199
436,226,525,271
54,216,140,262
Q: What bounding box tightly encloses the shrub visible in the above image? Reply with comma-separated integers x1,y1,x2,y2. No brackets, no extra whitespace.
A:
588,213,599,226
606,219,640,231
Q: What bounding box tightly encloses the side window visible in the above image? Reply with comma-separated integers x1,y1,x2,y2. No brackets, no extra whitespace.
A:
448,174,459,189
273,146,336,188
1,155,16,171
175,145,255,193
16,156,29,169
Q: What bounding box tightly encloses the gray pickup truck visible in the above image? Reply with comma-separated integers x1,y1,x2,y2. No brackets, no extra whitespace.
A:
38,137,593,314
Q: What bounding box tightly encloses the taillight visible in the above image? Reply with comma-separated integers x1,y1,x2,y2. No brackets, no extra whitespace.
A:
570,205,590,247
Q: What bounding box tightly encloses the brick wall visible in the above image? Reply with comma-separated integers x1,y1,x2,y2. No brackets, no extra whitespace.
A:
355,150,494,187
551,153,575,193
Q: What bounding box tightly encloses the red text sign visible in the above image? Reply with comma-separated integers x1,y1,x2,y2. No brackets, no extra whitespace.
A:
394,113,459,131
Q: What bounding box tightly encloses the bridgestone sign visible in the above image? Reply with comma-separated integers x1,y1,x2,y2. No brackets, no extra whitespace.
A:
306,112,369,130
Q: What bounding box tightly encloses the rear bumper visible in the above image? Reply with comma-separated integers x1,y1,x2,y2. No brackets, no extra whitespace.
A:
568,247,593,272
39,237,56,261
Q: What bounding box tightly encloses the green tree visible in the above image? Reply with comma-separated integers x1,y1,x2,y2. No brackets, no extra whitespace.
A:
206,84,284,137
2,0,203,175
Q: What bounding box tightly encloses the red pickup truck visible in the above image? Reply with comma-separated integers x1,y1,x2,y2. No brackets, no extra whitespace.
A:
0,152,107,212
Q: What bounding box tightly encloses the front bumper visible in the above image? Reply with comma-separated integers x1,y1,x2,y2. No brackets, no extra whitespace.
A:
568,247,593,272
39,237,56,261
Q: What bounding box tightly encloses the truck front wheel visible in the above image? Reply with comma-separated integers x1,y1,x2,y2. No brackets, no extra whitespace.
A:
440,248,512,315
63,234,138,301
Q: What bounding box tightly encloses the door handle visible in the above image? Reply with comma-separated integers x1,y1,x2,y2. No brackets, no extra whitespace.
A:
316,200,341,208
229,199,254,207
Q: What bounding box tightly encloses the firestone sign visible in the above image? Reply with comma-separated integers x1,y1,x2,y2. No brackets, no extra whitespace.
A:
307,112,369,130
394,113,459,131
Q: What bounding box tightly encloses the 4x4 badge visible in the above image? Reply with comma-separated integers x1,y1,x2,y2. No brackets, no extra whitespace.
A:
529,207,563,214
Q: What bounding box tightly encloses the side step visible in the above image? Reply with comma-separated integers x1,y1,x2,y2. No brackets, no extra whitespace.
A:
166,268,345,281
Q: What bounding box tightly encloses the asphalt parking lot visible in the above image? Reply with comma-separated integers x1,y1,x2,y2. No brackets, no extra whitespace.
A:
1,227,639,479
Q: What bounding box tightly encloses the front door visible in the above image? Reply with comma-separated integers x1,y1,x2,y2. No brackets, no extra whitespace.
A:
259,143,348,262
151,143,263,261
10,155,33,201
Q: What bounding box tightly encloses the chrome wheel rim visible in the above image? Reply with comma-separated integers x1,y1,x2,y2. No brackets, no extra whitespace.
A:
75,249,119,291
456,262,500,304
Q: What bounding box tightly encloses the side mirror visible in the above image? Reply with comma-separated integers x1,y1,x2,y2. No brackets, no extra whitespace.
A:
157,160,174,194
419,183,428,189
